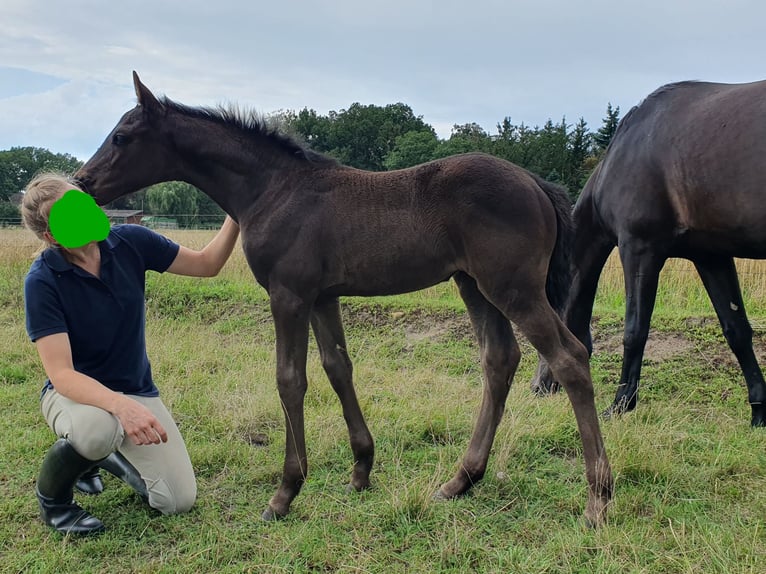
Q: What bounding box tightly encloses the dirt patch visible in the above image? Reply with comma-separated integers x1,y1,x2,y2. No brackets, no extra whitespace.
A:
343,304,474,342
340,303,766,371
594,330,696,362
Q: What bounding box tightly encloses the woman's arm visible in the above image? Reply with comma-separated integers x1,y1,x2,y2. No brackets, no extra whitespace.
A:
35,332,168,446
165,216,239,277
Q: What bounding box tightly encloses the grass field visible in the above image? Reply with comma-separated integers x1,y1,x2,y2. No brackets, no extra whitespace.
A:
1,228,765,573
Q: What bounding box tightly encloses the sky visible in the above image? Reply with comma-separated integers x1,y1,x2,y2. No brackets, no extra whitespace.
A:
1,0,764,161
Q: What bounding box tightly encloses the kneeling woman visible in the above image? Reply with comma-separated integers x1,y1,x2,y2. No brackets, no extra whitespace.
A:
22,173,239,535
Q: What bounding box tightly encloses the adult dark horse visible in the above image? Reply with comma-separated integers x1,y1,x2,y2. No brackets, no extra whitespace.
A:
532,79,766,427
76,72,613,525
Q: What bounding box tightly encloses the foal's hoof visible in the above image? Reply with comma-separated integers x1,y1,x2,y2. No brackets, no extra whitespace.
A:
584,503,608,529
431,488,451,501
261,506,286,522
584,514,602,530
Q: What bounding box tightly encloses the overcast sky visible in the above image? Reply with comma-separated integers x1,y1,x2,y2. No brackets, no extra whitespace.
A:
1,0,764,161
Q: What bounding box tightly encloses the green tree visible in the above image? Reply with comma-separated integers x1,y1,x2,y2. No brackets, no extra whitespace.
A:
286,103,435,171
105,189,147,211
492,116,594,198
143,181,224,227
145,181,199,227
332,103,435,170
281,108,332,150
434,123,492,158
0,200,20,224
0,147,82,200
593,103,620,152
565,117,594,197
492,118,537,167
383,130,439,170
194,187,225,226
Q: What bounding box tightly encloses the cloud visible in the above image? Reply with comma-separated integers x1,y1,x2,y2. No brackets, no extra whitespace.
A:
0,67,66,99
1,0,765,156
0,78,135,160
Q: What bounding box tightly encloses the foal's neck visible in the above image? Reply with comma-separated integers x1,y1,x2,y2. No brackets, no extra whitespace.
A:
170,115,296,218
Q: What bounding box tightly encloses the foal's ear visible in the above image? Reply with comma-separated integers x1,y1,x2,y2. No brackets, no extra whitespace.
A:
132,71,162,113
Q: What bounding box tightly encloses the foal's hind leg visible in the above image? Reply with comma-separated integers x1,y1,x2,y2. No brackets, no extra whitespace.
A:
694,256,766,426
531,230,615,395
502,294,613,527
435,273,520,499
310,298,375,490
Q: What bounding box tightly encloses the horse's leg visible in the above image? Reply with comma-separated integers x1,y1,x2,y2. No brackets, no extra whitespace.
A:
262,287,312,521
693,256,766,427
498,291,613,527
435,272,520,499
310,298,375,490
605,241,666,418
531,229,615,395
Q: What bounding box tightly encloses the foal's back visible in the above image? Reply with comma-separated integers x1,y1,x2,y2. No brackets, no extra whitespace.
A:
294,152,557,297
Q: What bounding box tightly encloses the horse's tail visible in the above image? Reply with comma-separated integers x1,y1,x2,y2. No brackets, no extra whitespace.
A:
530,173,573,314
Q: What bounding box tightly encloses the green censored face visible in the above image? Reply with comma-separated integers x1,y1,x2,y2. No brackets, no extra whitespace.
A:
49,189,111,248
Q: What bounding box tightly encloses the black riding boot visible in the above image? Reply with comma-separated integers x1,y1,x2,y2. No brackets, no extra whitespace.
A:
36,439,105,535
75,466,104,495
100,451,149,503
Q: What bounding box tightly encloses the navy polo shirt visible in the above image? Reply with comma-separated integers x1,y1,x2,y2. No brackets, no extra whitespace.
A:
24,224,180,397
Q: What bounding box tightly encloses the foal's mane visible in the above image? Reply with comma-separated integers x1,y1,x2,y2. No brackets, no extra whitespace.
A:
159,96,337,165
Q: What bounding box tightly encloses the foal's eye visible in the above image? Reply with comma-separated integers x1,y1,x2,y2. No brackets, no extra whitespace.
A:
112,133,129,145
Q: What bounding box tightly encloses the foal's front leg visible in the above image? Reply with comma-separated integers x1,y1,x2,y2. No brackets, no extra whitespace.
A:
262,288,312,521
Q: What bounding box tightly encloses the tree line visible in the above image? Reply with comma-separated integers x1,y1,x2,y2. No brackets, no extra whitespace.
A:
0,102,621,223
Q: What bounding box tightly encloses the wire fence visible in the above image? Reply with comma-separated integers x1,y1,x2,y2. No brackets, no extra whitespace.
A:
5,214,766,318
0,214,227,230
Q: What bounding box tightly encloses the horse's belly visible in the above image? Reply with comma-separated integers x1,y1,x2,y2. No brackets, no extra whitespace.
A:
676,227,766,259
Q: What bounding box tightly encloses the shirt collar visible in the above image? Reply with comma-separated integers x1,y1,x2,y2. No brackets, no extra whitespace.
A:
41,232,118,273
42,247,73,272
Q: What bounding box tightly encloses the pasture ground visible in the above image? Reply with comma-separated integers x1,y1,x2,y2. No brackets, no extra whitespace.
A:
1,229,764,573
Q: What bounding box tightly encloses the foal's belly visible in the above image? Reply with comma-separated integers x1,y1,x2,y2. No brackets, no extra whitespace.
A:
322,265,458,298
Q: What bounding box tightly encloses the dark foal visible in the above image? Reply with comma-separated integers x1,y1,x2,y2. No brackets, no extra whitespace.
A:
76,72,613,525
532,79,766,427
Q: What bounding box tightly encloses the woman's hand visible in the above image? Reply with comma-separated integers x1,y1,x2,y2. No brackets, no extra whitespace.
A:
36,332,169,446
112,395,168,445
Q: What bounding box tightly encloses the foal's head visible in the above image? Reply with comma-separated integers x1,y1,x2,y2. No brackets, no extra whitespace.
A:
76,72,177,205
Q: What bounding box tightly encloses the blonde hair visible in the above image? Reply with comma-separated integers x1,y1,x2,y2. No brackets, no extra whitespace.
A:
22,173,79,245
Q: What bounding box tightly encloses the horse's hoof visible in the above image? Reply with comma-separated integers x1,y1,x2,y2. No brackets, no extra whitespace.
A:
750,405,766,427
530,379,560,396
345,478,371,493
602,398,634,420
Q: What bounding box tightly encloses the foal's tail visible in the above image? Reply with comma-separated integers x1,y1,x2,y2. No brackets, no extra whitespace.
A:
531,173,574,314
